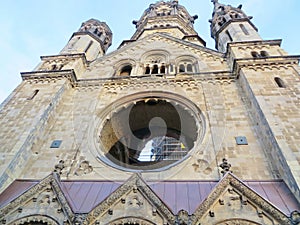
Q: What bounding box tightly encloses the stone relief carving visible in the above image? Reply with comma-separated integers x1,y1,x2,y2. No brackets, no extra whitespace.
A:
177,209,189,225
192,159,212,174
191,173,290,225
0,173,293,225
74,160,93,176
128,195,144,209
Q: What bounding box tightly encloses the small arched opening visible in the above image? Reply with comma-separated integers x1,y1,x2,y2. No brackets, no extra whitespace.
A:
119,65,132,76
187,64,193,72
160,65,166,74
179,64,185,72
152,64,159,74
251,51,260,58
274,77,286,88
145,66,151,74
260,50,269,57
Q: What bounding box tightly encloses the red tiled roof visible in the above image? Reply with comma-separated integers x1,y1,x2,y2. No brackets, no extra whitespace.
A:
0,179,299,216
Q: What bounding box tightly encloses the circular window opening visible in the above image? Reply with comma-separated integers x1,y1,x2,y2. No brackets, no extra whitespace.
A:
99,97,203,171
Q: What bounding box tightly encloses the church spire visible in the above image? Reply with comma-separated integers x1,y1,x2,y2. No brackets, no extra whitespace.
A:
209,0,261,52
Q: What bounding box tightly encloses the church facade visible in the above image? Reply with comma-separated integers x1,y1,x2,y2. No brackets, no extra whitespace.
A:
0,1,299,224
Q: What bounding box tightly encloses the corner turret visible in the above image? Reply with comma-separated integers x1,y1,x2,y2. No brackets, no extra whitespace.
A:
60,19,112,61
209,0,261,52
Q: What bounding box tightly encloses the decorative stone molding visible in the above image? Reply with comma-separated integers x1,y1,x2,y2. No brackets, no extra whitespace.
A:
0,173,74,224
233,55,300,75
9,215,60,225
191,172,290,225
215,219,261,225
74,160,93,176
85,173,175,224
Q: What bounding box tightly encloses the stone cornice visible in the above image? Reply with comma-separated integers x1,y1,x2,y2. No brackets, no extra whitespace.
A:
40,53,88,67
21,69,77,83
227,39,282,49
73,71,233,88
233,55,300,75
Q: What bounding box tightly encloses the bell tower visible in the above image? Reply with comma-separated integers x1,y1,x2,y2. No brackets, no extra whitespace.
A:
210,0,261,52
60,19,112,61
130,0,205,46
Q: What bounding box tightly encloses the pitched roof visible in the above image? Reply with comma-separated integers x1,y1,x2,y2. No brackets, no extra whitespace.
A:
1,174,298,217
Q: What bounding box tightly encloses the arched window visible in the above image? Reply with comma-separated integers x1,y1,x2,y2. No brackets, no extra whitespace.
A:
187,64,193,72
251,51,260,58
160,65,166,74
240,24,249,35
178,62,194,73
145,66,151,74
119,65,132,76
152,64,159,74
274,77,286,88
179,64,185,72
260,50,269,57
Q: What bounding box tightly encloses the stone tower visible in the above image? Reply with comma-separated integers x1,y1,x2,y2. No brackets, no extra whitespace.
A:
0,1,299,224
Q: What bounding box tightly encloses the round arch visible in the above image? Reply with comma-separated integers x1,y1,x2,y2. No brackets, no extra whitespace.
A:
113,59,137,77
106,217,156,225
9,215,59,225
175,55,199,73
215,219,262,225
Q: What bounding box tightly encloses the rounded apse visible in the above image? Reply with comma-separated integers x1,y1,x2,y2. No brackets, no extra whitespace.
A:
97,92,205,171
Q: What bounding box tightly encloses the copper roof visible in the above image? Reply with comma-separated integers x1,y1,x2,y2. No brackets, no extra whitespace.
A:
0,179,299,215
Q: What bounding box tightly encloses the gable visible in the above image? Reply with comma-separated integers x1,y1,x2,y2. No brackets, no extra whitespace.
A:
192,173,291,225
81,33,228,80
0,173,73,224
1,173,298,224
85,173,176,224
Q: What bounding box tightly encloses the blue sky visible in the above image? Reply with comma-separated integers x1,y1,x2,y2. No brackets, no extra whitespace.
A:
0,0,299,103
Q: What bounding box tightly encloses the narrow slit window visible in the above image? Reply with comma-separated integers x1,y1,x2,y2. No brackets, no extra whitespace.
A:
274,77,286,88
226,30,233,42
84,41,93,53
51,64,57,70
240,24,249,35
27,89,39,100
